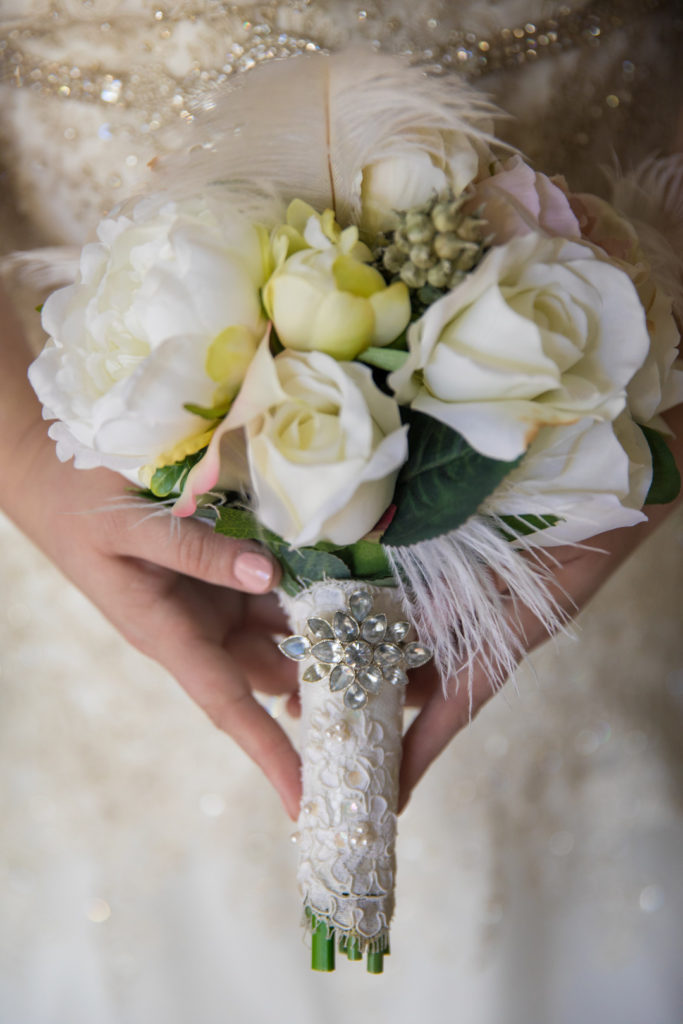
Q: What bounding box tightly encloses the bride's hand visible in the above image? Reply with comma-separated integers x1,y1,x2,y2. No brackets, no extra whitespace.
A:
1,287,302,820
396,423,683,813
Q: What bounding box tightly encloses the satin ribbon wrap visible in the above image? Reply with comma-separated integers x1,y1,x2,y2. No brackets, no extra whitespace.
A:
280,581,407,949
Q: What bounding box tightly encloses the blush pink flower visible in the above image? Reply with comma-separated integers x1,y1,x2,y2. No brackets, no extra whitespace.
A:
563,189,641,264
469,155,581,245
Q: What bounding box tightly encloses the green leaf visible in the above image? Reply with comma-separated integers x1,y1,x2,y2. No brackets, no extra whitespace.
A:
149,449,206,498
382,409,520,547
273,545,352,590
340,539,392,579
183,401,230,420
214,506,263,540
269,329,285,356
642,425,681,505
214,507,353,591
497,513,562,540
357,346,410,372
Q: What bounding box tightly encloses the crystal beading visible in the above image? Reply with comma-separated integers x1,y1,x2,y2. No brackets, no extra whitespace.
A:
0,0,663,128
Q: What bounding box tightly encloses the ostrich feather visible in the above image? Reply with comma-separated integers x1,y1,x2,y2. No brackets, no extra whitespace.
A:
384,517,571,703
1,247,80,293
608,154,683,318
154,49,501,227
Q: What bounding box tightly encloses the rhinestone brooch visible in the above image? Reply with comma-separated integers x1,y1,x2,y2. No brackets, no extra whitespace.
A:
279,589,432,709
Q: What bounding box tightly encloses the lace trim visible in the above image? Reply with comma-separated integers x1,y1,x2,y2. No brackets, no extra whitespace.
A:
281,581,407,943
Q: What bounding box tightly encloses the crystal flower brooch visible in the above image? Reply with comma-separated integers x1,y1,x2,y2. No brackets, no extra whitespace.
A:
279,589,432,709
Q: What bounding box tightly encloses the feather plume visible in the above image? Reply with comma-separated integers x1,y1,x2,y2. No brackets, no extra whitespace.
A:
1,247,80,293
607,154,683,318
384,518,571,702
153,49,501,227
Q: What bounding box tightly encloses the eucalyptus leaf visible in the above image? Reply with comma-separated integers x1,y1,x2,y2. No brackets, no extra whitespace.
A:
642,425,681,505
382,409,520,547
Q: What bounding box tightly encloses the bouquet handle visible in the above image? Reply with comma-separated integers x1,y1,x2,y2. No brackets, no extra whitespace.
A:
280,581,430,972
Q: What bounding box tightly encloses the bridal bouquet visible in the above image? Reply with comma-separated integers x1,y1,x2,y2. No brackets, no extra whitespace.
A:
28,54,682,972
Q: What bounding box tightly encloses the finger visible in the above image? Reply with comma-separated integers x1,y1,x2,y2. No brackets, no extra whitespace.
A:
111,508,280,593
397,598,550,812
285,691,302,718
110,563,302,817
228,629,299,696
398,671,481,813
168,631,302,818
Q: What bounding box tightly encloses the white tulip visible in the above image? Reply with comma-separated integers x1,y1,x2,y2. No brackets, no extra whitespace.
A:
263,206,410,361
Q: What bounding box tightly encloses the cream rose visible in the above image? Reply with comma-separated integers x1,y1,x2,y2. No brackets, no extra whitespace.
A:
389,233,651,461
626,280,683,426
29,194,268,477
360,132,490,236
565,191,683,427
176,340,408,546
482,413,650,546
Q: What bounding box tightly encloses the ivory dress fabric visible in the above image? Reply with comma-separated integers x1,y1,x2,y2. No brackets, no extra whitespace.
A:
1,3,682,1022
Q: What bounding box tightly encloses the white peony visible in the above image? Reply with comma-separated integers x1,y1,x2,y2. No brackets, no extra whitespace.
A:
482,413,651,546
29,193,269,477
176,340,408,546
389,233,651,461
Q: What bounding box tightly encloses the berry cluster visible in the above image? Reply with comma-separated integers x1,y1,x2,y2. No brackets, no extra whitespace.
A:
375,193,490,307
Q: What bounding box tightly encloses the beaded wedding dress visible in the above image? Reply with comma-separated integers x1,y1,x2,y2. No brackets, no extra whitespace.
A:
1,2,682,1022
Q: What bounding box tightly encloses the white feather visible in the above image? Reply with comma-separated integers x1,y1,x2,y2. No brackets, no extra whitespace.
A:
4,52,500,292
608,154,683,318
384,517,571,703
1,247,80,292
153,48,501,228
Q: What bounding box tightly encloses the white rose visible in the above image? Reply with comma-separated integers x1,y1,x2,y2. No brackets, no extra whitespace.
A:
565,191,683,428
389,233,651,461
181,340,408,546
360,132,489,236
482,413,650,546
624,278,683,428
29,193,268,477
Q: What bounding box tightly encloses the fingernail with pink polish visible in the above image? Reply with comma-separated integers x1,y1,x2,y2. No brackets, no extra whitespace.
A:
234,551,274,592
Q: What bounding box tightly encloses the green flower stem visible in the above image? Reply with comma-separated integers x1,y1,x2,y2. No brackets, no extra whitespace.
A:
311,917,335,972
366,949,384,974
346,936,363,961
